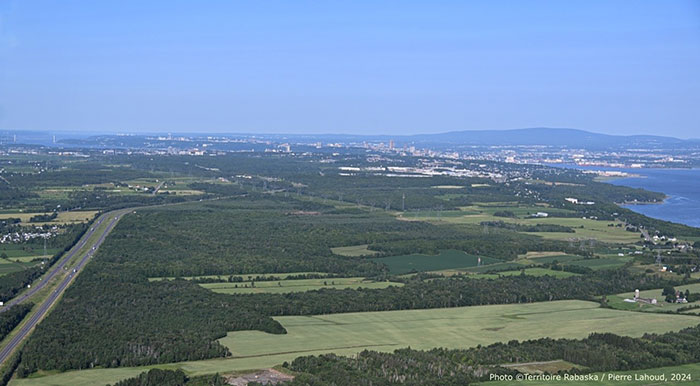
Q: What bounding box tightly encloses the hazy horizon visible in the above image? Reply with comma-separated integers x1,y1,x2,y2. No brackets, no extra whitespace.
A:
1,1,698,137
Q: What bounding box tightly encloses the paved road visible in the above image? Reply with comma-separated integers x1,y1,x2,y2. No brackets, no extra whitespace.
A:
0,211,127,365
152,181,165,195
0,214,109,311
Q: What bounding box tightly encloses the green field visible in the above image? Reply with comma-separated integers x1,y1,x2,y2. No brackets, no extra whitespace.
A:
527,254,583,264
373,249,499,274
200,277,402,294
0,210,97,225
562,256,633,270
482,362,700,385
0,259,39,275
148,272,328,282
220,300,698,359
463,262,527,274
402,204,641,244
13,300,699,386
330,244,379,256
0,246,60,260
474,267,581,279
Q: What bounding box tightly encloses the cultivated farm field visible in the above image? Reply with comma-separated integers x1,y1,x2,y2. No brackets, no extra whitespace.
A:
221,300,698,359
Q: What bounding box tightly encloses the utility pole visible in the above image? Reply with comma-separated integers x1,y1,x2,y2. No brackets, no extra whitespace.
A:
402,193,405,211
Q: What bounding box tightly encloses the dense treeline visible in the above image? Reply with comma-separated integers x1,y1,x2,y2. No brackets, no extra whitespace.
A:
246,270,680,316
0,303,32,341
286,325,700,385
0,184,37,208
5,164,152,188
110,369,225,386
367,224,587,261
28,212,57,222
60,190,187,212
0,267,43,303
97,198,389,277
480,221,575,233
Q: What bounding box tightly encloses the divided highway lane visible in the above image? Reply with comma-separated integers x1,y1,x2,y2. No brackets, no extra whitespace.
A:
0,210,128,365
0,214,109,311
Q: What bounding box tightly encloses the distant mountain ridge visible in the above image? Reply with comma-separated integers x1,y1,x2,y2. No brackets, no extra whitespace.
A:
406,127,693,148
261,127,698,149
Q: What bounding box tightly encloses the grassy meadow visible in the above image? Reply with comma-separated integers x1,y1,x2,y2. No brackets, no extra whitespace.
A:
473,267,581,279
200,277,402,294
330,244,379,256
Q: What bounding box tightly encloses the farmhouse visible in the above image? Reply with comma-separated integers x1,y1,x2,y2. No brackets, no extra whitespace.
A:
632,289,658,305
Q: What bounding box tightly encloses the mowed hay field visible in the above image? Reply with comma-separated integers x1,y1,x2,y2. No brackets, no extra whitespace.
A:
200,277,402,294
474,267,581,279
221,300,699,359
0,210,97,225
330,244,379,256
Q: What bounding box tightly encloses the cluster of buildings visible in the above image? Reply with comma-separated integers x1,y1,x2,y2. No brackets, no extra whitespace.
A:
624,289,658,305
0,228,57,243
564,197,595,205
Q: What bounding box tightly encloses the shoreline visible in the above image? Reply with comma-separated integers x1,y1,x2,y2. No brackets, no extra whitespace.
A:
567,166,698,228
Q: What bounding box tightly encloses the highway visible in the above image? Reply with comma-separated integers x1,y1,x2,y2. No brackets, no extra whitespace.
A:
0,210,127,365
0,214,107,311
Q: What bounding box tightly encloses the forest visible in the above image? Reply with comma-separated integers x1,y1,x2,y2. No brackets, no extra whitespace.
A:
0,303,32,342
93,195,590,278
110,369,225,386
285,324,700,386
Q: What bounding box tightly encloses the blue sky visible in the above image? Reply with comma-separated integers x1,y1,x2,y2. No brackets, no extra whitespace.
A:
0,1,698,137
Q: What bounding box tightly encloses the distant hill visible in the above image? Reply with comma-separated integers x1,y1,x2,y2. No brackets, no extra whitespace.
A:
406,128,692,149
264,127,697,150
